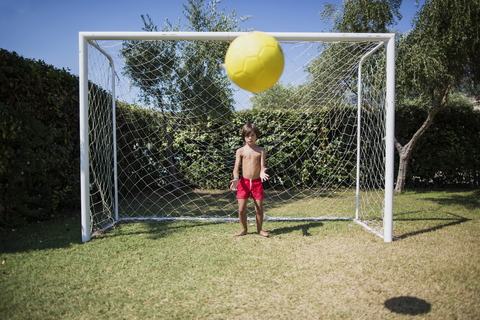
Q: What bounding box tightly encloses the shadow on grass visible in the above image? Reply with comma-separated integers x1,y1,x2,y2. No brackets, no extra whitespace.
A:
0,216,326,254
404,189,480,211
270,221,324,236
107,220,325,239
114,220,225,240
394,212,471,240
384,296,431,315
117,187,354,220
0,215,82,254
423,194,480,211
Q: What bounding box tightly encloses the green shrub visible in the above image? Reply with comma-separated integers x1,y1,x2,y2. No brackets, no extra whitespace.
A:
0,49,80,228
1,47,478,229
395,94,480,188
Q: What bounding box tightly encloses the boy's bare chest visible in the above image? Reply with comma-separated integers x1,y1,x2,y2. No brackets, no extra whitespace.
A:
241,149,261,161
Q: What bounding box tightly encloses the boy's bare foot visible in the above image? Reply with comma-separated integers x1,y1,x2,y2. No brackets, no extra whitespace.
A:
258,230,270,237
235,230,247,236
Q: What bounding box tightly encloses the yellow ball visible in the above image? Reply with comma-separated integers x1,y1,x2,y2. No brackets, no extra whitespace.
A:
225,31,284,93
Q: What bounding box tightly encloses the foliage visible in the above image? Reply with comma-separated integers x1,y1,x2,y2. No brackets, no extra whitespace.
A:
121,0,250,122
180,0,249,120
0,49,80,228
114,97,479,194
240,109,358,190
250,82,300,110
320,0,480,193
319,0,402,33
293,0,401,115
1,47,478,231
116,106,372,192
393,0,480,192
174,119,237,190
115,102,179,195
121,15,181,114
396,0,480,102
119,0,250,194
395,94,480,188
3,0,480,228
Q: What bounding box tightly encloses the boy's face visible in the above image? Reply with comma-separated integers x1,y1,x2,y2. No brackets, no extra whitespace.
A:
244,132,257,146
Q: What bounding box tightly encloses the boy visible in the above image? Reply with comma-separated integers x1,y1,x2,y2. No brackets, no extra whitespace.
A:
230,123,270,237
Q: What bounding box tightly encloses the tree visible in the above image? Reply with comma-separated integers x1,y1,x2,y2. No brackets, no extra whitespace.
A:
320,0,402,33
121,15,183,194
316,0,402,103
394,0,480,193
250,82,300,110
253,1,402,112
179,0,250,121
320,0,480,193
120,0,250,194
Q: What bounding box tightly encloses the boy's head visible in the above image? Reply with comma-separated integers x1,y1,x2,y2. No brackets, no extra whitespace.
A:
241,123,260,141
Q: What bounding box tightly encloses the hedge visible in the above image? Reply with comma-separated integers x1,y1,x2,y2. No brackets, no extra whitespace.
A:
1,48,479,229
0,49,80,227
395,100,480,188
114,107,362,195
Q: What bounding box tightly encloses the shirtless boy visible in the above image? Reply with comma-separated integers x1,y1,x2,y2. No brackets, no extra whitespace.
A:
230,123,270,237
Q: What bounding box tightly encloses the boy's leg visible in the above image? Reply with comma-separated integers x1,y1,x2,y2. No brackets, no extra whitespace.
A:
235,198,248,236
253,199,269,237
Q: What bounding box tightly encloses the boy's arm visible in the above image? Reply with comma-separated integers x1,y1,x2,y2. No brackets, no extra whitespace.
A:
230,149,241,190
259,148,269,182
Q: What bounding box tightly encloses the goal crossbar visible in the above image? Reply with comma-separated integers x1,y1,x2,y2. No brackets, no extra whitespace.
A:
79,31,395,42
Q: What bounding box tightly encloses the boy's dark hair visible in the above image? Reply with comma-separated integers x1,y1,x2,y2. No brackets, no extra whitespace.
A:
241,123,260,141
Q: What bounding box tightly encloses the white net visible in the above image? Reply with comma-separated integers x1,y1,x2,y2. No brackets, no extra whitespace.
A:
85,34,390,238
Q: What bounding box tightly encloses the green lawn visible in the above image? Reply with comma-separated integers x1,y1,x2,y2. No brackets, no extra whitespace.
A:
1,189,479,319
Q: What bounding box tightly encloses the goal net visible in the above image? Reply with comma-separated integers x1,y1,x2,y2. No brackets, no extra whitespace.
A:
79,32,395,242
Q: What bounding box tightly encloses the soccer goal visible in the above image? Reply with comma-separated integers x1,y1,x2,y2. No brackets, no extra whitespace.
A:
79,32,395,242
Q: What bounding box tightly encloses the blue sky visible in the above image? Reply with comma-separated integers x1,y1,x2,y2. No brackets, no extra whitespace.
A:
0,0,418,76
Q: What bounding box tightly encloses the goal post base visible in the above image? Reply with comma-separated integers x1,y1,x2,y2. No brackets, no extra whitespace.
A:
89,216,389,242
354,218,389,241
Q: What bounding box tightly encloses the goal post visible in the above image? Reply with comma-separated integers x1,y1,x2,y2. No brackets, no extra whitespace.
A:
79,32,395,243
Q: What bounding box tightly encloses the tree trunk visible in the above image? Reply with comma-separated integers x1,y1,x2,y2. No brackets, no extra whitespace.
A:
395,144,411,194
394,86,450,193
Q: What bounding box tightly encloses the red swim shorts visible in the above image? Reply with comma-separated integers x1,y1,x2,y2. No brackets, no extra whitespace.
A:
236,177,264,200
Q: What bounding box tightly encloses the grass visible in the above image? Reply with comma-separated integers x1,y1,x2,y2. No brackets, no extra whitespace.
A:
115,188,367,220
1,189,479,319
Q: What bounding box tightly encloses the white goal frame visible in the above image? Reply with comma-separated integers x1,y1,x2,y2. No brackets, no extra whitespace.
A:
79,32,395,243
